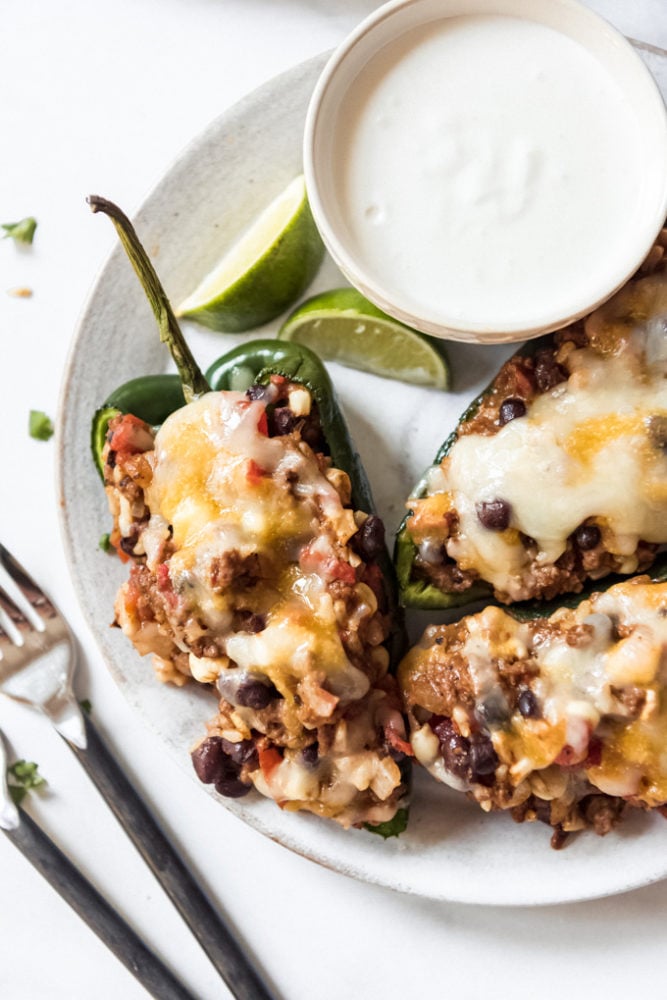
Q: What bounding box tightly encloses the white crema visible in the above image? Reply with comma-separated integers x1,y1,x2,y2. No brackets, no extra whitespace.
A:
334,14,645,330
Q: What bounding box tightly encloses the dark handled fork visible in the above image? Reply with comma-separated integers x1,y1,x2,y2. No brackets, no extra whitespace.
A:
0,543,278,1000
0,730,196,1000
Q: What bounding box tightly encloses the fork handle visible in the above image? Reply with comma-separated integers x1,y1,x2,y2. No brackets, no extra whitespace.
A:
66,714,277,1000
4,806,196,1000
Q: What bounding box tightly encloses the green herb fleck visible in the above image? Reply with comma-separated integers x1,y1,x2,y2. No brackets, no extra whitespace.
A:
2,217,37,245
99,533,112,553
79,698,93,715
7,760,47,806
364,807,409,840
29,410,54,441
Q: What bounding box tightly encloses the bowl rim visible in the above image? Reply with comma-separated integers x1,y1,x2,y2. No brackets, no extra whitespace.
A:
303,0,667,343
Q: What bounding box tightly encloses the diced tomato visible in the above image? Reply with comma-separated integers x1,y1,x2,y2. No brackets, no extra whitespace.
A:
582,736,603,769
385,727,415,758
270,374,287,386
108,413,153,457
246,459,266,485
555,741,599,768
555,745,576,767
513,364,535,398
329,560,356,585
109,528,130,563
257,410,268,436
258,747,283,779
156,563,171,591
122,573,141,609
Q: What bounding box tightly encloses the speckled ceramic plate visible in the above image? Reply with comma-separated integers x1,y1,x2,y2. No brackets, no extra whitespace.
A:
58,47,667,906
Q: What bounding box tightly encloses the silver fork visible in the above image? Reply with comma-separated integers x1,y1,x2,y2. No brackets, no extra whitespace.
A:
0,543,85,747
0,542,277,1000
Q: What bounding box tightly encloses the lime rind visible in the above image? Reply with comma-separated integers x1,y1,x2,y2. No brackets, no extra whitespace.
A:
278,289,450,389
177,175,325,333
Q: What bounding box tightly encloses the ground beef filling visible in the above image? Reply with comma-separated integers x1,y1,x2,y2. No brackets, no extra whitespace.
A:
103,379,408,828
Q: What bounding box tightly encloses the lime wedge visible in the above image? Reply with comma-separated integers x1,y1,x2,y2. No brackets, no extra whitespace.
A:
278,288,450,388
177,175,325,332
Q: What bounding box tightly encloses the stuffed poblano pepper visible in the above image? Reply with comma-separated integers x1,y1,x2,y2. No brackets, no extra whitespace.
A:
397,233,667,610
399,571,667,849
89,197,409,833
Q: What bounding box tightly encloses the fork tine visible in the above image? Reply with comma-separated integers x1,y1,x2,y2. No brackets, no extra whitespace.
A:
0,587,29,657
0,543,57,622
0,584,30,632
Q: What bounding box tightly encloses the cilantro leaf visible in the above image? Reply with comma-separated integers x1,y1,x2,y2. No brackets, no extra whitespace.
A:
79,698,93,715
7,760,47,806
364,807,409,840
29,410,54,441
2,217,37,245
99,533,112,553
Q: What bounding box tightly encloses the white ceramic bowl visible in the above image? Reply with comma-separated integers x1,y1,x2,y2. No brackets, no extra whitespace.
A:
304,0,667,343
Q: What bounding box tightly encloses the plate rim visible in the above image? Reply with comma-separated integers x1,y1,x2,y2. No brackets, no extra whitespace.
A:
55,49,667,909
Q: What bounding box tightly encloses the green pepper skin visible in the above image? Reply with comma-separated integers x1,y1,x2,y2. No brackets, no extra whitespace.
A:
106,374,186,424
91,406,122,480
90,375,186,479
395,337,552,610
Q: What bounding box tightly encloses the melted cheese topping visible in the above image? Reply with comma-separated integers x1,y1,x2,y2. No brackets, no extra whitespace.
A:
143,392,364,695
417,273,667,600
409,579,667,807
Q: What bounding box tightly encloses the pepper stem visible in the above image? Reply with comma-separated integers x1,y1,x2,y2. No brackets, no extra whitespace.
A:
87,196,210,402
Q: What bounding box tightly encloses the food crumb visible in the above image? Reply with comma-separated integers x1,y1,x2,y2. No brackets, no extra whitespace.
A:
7,286,33,298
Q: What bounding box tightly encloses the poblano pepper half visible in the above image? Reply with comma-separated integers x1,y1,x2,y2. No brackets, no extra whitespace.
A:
89,197,409,836
396,259,667,617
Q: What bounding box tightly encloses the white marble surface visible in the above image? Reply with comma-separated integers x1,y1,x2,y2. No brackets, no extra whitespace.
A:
0,1,666,998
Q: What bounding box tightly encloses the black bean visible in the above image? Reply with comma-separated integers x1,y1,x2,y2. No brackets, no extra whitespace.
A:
300,414,326,451
477,693,509,726
271,406,296,436
301,408,329,455
244,613,266,633
191,737,224,784
476,499,511,531
215,774,251,798
107,449,117,469
351,515,386,561
534,350,567,392
534,798,553,825
236,677,280,709
246,384,270,402
431,717,471,780
219,738,258,769
518,688,541,719
119,535,137,556
574,523,601,551
499,397,527,426
301,743,319,767
469,734,499,785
